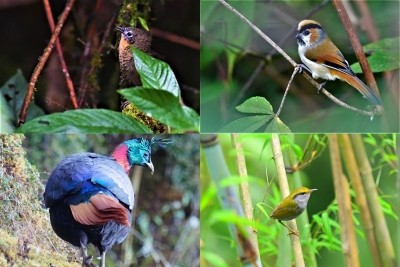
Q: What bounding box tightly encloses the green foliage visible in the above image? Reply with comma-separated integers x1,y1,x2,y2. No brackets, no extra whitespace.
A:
351,37,400,73
201,134,397,267
121,48,199,132
16,109,152,133
0,93,14,133
131,48,180,98
120,89,199,131
363,134,397,176
219,97,291,133
0,69,45,126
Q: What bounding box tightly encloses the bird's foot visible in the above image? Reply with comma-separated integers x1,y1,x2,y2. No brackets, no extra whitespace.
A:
82,255,98,267
317,81,327,93
297,64,312,74
120,101,131,110
287,229,300,238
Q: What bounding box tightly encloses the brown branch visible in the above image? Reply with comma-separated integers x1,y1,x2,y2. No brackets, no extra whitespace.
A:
43,0,78,109
151,28,200,50
331,0,382,105
18,0,76,126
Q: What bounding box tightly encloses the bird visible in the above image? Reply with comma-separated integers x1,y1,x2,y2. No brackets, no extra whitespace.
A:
116,26,152,88
296,19,382,106
43,137,171,267
270,187,317,237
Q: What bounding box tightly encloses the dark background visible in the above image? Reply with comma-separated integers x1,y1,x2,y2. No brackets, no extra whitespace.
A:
0,0,199,114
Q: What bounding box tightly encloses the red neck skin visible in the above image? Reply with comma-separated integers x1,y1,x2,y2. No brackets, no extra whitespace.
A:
110,144,130,174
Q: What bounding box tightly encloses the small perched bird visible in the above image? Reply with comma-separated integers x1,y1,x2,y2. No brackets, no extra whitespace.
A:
117,26,152,88
270,187,317,237
296,19,382,106
43,138,171,267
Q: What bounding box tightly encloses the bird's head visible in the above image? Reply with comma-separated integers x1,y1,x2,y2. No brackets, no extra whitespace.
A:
111,138,172,175
116,26,137,44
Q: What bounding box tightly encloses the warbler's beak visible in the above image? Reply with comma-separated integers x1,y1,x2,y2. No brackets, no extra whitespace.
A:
116,26,124,33
146,161,154,175
310,189,318,193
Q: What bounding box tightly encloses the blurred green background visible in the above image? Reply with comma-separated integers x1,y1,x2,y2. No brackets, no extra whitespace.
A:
200,1,399,133
200,134,397,267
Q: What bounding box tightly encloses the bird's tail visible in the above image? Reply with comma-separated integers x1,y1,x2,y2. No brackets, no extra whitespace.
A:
346,75,382,106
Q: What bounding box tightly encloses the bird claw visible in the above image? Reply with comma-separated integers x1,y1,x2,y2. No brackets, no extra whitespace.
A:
317,81,327,93
82,255,98,267
297,64,311,74
287,230,300,238
120,100,131,109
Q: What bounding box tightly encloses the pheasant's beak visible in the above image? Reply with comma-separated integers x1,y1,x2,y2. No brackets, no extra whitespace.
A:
146,161,154,175
116,26,124,33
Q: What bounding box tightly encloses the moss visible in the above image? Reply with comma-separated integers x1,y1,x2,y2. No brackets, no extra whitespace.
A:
0,134,80,267
122,103,166,133
117,0,151,29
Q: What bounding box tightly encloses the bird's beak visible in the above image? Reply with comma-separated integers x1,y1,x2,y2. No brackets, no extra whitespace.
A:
146,161,154,175
116,26,124,33
295,33,300,40
310,189,318,193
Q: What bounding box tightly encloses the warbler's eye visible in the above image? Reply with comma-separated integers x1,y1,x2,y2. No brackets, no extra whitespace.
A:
304,29,310,36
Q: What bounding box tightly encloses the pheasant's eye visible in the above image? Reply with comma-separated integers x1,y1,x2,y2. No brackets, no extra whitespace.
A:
304,29,310,36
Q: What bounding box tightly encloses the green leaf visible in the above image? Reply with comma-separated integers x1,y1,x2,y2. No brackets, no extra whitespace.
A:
0,69,45,123
0,93,14,133
16,109,152,133
256,203,269,218
219,115,272,132
137,17,149,31
200,185,217,212
351,37,400,73
236,96,273,114
201,250,229,267
119,88,199,131
322,212,333,247
131,48,180,97
264,117,291,133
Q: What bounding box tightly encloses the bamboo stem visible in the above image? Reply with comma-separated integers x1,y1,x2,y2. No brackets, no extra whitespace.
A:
349,135,396,267
231,134,260,255
329,134,359,267
271,134,304,267
339,134,382,267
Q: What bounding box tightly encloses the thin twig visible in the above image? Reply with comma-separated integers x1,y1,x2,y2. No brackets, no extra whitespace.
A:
151,28,200,50
276,66,299,117
43,0,78,109
217,0,382,118
233,0,329,107
18,0,76,125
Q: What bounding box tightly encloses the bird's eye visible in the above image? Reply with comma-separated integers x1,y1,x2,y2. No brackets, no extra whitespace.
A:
304,29,310,36
127,32,133,37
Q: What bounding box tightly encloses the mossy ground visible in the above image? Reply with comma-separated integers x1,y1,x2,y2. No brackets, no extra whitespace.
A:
122,103,166,133
0,134,80,267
